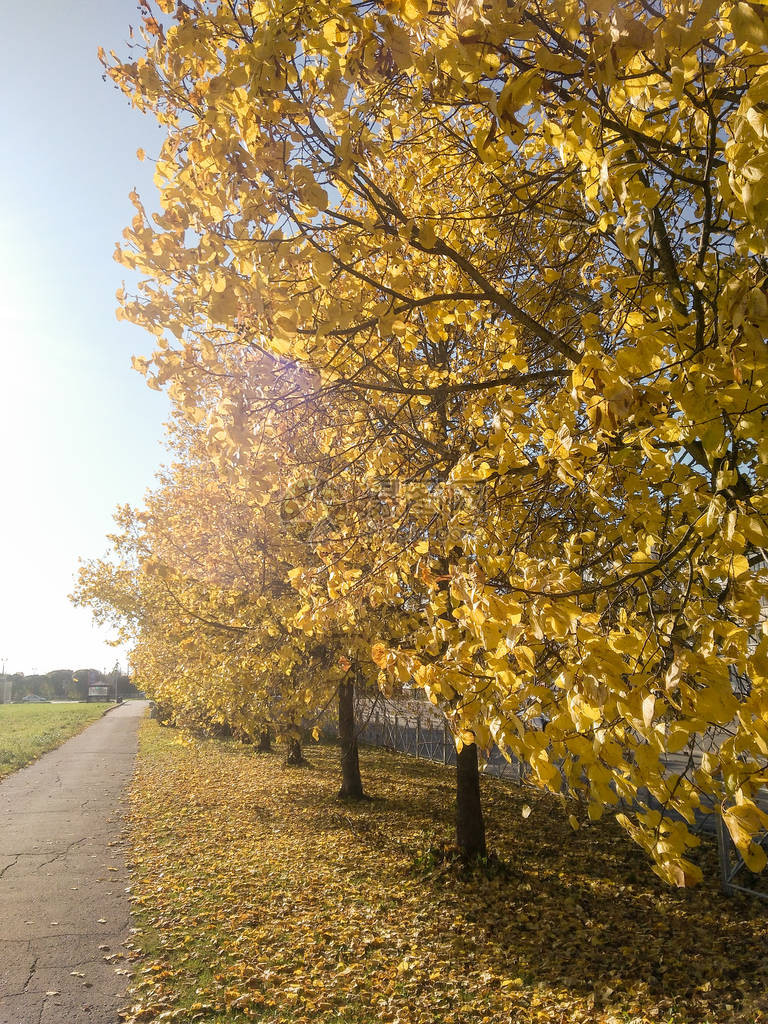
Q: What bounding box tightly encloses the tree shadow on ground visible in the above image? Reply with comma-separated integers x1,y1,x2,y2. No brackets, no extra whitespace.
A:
318,747,768,1023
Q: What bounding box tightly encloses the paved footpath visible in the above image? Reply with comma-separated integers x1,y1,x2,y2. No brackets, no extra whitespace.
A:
0,701,147,1024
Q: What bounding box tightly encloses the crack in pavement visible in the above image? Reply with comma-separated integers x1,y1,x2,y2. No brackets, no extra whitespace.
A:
0,854,19,878
23,955,39,993
3,958,40,999
37,836,89,868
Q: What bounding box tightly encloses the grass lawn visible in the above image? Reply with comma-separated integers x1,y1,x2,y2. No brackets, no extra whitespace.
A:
121,721,768,1024
0,702,112,779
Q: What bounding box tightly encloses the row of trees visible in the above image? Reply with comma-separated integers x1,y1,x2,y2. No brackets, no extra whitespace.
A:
2,669,137,702
78,0,768,885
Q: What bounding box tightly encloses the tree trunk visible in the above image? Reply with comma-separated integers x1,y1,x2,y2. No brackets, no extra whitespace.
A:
338,678,364,798
456,739,486,860
285,737,306,765
257,727,272,752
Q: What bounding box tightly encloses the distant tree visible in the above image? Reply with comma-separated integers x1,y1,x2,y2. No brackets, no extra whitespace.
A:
116,673,140,699
72,669,104,702
46,670,75,699
21,674,51,699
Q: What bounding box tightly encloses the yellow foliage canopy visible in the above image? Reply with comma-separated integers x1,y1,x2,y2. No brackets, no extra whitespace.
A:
92,0,768,881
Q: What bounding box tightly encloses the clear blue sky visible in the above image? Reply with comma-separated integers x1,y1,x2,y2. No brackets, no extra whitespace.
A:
0,1,170,674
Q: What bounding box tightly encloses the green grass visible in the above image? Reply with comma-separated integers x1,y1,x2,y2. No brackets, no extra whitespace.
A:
0,702,112,779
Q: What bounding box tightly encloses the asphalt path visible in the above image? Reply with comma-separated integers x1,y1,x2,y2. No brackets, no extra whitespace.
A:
0,701,147,1024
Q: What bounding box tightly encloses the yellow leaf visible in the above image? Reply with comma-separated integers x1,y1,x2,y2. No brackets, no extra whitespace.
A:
418,222,436,248
402,0,429,23
642,693,655,729
371,642,388,667
730,2,768,47
669,860,704,888
512,645,535,673
322,18,348,46
741,515,768,547
302,182,329,211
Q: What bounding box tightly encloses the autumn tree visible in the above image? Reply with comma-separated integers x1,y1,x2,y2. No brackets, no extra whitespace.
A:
75,396,402,797
101,0,768,880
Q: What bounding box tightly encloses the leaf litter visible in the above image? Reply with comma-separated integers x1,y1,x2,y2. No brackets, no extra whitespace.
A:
119,721,768,1024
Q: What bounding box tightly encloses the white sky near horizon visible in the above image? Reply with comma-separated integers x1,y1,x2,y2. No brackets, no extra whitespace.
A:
0,0,171,675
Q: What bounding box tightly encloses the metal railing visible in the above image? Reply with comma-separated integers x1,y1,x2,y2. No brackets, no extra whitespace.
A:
354,694,768,899
356,695,527,784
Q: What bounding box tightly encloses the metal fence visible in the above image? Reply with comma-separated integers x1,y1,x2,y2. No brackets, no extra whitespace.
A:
355,695,527,784
354,695,768,899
